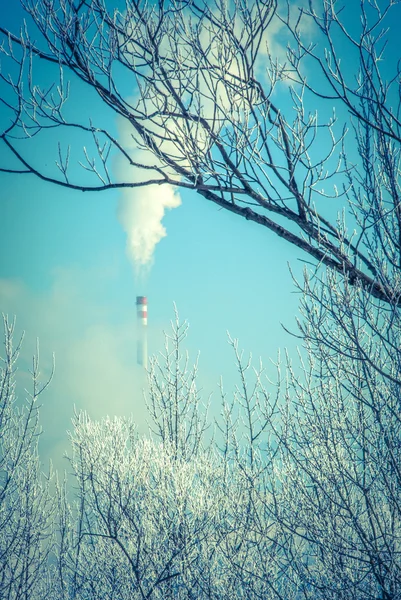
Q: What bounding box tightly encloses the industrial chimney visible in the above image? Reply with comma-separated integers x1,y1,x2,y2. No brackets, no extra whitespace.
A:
136,296,148,369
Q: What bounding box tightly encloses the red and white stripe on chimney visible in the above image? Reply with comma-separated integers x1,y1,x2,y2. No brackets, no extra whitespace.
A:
136,296,148,326
136,296,148,369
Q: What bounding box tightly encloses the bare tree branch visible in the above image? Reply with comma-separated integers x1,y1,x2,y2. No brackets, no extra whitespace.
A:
1,0,400,301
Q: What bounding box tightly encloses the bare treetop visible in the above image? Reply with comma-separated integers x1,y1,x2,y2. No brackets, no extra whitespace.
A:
1,0,401,302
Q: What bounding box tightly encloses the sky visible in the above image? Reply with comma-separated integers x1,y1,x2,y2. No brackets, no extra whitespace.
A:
1,147,302,469
2,0,397,470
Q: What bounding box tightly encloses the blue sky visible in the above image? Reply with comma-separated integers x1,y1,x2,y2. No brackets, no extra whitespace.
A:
3,0,397,468
1,149,302,466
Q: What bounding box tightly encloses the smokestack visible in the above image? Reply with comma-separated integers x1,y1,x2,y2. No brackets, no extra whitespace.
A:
136,296,148,369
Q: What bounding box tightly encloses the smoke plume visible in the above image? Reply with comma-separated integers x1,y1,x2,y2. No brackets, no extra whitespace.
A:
117,182,181,275
116,119,181,275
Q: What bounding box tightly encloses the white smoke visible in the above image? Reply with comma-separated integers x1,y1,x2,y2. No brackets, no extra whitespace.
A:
116,119,181,275
117,182,181,274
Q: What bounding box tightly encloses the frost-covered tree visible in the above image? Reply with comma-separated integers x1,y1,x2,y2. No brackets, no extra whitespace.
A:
145,312,209,461
266,269,401,600
54,319,294,600
3,285,401,598
59,415,229,599
0,316,55,600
